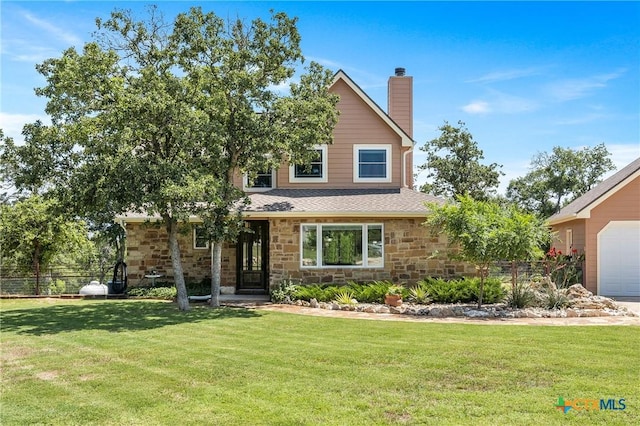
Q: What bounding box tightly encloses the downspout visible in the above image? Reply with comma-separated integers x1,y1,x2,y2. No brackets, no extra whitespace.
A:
402,147,413,188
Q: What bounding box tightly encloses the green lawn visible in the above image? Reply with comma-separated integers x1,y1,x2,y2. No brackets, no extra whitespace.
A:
1,299,638,425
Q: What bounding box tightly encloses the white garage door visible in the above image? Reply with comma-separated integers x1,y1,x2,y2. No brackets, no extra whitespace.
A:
598,221,640,297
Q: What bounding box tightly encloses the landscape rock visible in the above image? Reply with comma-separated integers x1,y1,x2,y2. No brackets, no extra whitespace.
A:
277,287,635,319
465,310,490,318
376,305,391,314
571,296,617,310
566,284,593,299
390,306,406,314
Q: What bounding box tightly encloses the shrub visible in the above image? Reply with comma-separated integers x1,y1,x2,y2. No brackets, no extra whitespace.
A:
147,286,177,299
48,279,66,295
351,280,391,303
506,282,536,308
545,290,570,310
270,278,299,303
127,286,176,300
386,284,404,296
477,278,506,304
419,278,464,304
186,278,211,296
293,284,325,302
419,277,505,304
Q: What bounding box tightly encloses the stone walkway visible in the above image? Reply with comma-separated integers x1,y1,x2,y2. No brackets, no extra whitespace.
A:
248,303,640,326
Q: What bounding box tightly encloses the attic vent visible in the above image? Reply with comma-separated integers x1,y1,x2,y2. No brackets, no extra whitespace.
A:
394,67,406,76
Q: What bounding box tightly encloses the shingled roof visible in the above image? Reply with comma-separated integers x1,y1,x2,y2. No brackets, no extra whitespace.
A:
548,156,640,225
243,188,443,217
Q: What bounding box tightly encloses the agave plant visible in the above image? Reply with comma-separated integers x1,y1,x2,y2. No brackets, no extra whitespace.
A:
333,288,357,305
409,285,430,304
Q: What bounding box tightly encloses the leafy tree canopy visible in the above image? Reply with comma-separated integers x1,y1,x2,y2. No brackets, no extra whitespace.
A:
506,144,615,217
418,120,503,201
0,195,91,294
3,6,339,310
426,195,551,306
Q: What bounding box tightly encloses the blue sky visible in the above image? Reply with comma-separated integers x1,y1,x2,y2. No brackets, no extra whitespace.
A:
2,1,639,192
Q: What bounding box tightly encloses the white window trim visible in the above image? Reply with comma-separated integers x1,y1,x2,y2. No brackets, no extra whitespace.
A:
289,145,328,183
300,223,384,269
193,225,209,250
243,169,276,192
353,144,392,183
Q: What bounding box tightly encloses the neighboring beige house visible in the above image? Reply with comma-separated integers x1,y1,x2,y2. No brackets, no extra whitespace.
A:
548,157,640,297
121,68,474,294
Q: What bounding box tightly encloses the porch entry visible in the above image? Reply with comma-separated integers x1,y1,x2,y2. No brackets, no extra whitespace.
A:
236,221,269,294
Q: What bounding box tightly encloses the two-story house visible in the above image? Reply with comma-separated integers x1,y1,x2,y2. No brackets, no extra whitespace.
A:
121,68,473,294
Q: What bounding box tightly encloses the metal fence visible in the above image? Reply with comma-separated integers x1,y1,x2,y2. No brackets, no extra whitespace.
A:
490,260,584,288
0,266,104,295
1,259,585,296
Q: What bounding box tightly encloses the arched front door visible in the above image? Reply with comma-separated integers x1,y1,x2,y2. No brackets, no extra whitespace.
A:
236,221,269,294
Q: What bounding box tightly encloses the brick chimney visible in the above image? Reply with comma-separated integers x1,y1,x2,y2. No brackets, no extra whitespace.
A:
387,67,413,138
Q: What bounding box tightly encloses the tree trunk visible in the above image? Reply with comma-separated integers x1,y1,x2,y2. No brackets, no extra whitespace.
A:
477,264,487,308
209,241,222,308
166,218,189,311
33,241,41,295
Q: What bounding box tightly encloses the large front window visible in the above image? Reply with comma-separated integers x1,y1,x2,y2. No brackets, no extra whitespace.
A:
301,224,383,268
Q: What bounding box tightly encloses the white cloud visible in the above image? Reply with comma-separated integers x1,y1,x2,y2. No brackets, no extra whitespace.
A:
467,67,544,84
546,69,627,102
0,112,50,145
606,144,640,176
462,90,538,116
22,11,82,46
492,93,538,114
462,101,491,114
554,113,608,125
306,56,343,70
1,40,58,63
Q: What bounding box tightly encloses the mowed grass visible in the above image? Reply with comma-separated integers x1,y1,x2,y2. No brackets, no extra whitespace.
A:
1,299,638,425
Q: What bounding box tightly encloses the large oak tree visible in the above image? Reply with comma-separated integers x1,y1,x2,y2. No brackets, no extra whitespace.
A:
3,6,339,310
418,121,503,201
506,144,615,217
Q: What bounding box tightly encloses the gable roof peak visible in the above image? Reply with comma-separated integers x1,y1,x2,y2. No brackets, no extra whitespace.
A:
548,156,640,224
331,69,414,147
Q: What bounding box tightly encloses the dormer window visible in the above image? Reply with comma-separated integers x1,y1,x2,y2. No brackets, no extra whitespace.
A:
289,145,328,183
353,144,392,183
244,169,275,192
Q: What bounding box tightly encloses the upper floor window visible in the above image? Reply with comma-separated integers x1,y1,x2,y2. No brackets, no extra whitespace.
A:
353,144,392,183
193,225,209,250
243,169,275,192
289,145,328,183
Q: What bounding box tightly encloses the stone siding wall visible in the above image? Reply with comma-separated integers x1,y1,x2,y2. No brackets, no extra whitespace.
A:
268,217,473,288
125,218,474,290
125,222,236,287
